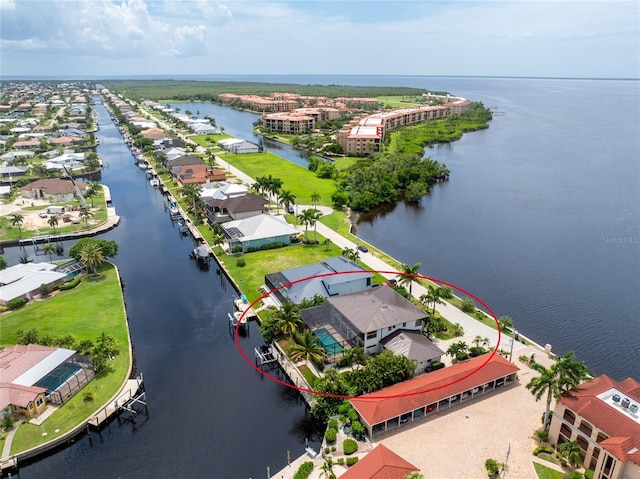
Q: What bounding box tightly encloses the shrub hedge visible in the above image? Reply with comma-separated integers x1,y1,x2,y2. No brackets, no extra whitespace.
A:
292,461,314,479
59,276,82,290
346,457,359,467
343,438,358,455
325,427,337,443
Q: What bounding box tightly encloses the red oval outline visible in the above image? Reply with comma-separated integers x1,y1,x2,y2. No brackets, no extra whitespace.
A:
235,270,502,400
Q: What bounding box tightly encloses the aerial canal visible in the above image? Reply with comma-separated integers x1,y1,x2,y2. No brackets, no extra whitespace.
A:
8,97,322,478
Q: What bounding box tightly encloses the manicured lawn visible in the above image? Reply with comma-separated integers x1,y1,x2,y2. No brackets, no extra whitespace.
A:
298,364,319,389
533,462,564,479
218,152,336,206
376,95,422,108
1,263,130,454
190,133,233,147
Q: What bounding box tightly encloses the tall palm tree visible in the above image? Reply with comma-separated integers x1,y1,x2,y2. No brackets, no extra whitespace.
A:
527,351,592,430
310,209,323,242
48,215,59,234
397,262,421,297
297,208,317,241
278,189,296,214
310,191,321,208
269,177,283,213
319,457,336,479
43,242,57,262
499,315,513,333
80,241,105,276
10,213,24,239
421,284,444,314
79,209,93,227
87,182,102,207
289,330,328,364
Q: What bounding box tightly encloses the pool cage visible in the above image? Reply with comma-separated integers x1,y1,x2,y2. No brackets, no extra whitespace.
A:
38,356,95,405
301,302,364,364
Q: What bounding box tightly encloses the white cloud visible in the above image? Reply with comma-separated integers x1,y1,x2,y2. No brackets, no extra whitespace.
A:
0,0,637,78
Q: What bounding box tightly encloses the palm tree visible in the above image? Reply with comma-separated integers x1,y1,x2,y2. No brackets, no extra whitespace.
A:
272,302,304,338
405,473,425,479
341,247,360,263
48,215,59,234
397,262,421,297
558,440,582,467
297,208,317,241
269,177,283,213
43,242,57,262
310,191,321,208
310,209,323,242
87,182,102,207
10,213,24,239
289,330,328,364
80,241,104,276
527,351,592,430
319,457,336,479
278,189,296,214
79,209,93,227
499,315,513,333
446,341,469,362
421,284,444,314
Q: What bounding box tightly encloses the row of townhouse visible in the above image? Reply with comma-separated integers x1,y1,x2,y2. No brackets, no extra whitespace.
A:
219,92,379,113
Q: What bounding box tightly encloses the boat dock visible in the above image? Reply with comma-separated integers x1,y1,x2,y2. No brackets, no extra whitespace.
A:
87,375,146,428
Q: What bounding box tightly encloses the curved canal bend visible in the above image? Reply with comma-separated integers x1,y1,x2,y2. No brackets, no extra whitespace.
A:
11,97,322,479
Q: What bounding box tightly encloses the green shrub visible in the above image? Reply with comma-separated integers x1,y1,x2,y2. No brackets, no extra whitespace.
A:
325,427,337,443
534,428,549,443
343,438,358,455
231,245,243,253
324,447,330,454
431,361,444,371
292,461,314,479
533,446,553,456
584,471,594,479
351,420,365,437
328,419,338,430
259,242,286,251
337,458,344,465
346,457,359,467
563,473,583,479
331,446,336,452
0,305,8,313
461,297,476,313
8,297,27,310
59,276,81,290
236,258,246,267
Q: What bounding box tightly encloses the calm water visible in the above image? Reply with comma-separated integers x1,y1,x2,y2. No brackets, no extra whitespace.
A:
173,76,639,380
9,98,322,479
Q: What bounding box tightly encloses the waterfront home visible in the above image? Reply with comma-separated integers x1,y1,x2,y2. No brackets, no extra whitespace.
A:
220,214,298,253
547,374,640,479
0,166,28,178
217,138,262,154
340,444,419,479
190,123,218,136
163,153,203,170
199,182,248,201
264,256,373,306
0,262,68,306
0,344,94,416
380,329,445,375
20,177,87,203
350,354,519,437
204,193,268,224
300,286,426,355
170,164,226,185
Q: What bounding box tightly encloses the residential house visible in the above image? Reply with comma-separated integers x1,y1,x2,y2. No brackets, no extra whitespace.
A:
380,329,445,375
204,193,268,224
164,154,203,170
199,182,248,201
20,178,87,203
221,214,298,253
0,262,68,306
300,285,425,354
340,444,419,479
350,354,519,437
12,140,40,150
171,164,226,185
265,256,373,306
228,140,261,154
191,123,218,135
547,375,640,478
0,344,93,415
0,166,28,178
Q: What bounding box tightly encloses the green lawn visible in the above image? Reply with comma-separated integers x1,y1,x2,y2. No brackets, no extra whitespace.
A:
1,263,130,454
533,462,564,479
218,152,336,206
376,95,423,108
190,133,233,147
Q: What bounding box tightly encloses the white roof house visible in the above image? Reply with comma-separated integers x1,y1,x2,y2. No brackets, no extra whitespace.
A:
0,262,67,305
199,182,248,201
221,214,298,252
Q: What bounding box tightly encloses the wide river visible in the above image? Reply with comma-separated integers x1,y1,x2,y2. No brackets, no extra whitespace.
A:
3,75,638,478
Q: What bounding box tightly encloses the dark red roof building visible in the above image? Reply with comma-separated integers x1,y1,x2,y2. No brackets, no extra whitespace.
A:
340,444,419,479
350,353,519,437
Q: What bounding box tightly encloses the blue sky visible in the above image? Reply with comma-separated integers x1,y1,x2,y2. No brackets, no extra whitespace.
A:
1,0,638,79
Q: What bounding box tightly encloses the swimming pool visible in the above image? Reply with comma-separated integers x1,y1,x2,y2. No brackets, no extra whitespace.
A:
314,328,343,355
36,363,83,393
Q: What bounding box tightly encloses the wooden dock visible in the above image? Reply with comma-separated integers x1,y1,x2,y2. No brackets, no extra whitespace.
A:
87,376,145,428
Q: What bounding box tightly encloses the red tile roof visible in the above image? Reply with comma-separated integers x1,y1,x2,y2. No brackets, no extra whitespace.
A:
340,444,418,479
0,383,46,409
0,344,58,383
351,354,519,426
559,375,640,464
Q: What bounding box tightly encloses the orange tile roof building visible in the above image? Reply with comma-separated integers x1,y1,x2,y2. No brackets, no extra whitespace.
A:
548,375,640,479
350,354,519,437
340,444,419,479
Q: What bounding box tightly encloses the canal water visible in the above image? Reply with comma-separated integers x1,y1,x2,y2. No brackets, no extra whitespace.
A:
170,76,639,380
9,98,323,479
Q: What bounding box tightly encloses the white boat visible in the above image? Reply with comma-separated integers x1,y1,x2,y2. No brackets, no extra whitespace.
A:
150,178,160,187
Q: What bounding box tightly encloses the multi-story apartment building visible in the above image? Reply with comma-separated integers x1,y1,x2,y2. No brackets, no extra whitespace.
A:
262,111,315,134
548,374,640,479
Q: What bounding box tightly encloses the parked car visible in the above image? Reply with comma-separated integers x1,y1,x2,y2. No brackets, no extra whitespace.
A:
356,245,368,253
38,211,48,218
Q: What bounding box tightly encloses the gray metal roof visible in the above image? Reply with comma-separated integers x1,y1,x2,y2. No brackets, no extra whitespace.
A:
380,330,444,362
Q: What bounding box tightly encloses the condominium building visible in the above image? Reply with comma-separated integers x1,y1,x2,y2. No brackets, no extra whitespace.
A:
262,112,315,134
548,375,640,479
